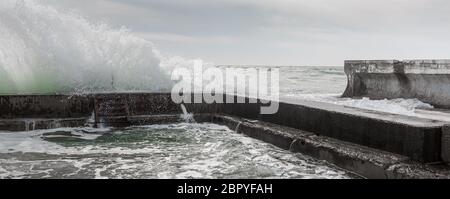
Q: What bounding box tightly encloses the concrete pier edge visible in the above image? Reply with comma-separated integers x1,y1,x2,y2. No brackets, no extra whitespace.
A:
343,59,450,108
202,114,450,179
442,125,450,163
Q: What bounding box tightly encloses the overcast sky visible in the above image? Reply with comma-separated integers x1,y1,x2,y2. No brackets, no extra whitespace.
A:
41,0,450,66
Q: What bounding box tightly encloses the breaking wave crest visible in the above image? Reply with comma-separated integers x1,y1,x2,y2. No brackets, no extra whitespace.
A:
0,0,174,94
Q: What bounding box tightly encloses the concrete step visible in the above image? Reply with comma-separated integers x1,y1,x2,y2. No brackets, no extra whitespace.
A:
203,114,450,179
94,96,130,126
97,106,128,113
96,116,129,126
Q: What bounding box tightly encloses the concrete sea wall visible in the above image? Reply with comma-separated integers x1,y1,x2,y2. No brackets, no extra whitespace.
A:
343,59,450,108
0,95,93,118
203,114,450,179
212,96,445,163
0,93,449,178
0,93,180,118
1,93,448,164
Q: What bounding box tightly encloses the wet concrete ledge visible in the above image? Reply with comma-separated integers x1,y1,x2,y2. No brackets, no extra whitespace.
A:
0,118,87,131
342,59,450,108
197,114,450,179
187,95,446,163
0,93,448,164
0,93,180,119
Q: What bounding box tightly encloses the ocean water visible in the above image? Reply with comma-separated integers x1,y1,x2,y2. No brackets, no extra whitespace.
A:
216,65,347,95
279,66,435,117
279,65,347,95
217,65,435,117
0,123,352,179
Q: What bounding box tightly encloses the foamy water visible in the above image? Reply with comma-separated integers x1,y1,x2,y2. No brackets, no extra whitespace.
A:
0,123,352,179
283,93,434,117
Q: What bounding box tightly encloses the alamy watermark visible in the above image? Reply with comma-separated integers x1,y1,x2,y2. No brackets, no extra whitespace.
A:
171,60,279,114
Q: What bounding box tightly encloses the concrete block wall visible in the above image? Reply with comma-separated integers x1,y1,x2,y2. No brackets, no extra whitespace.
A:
343,59,450,108
0,93,181,119
0,95,93,119
442,125,450,163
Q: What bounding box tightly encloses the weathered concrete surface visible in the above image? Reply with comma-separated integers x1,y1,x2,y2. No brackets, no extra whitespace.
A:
0,114,183,131
343,60,450,108
92,93,180,116
442,125,450,163
0,93,180,119
194,95,445,163
0,93,186,129
0,118,87,131
0,95,93,119
201,114,450,179
93,93,180,127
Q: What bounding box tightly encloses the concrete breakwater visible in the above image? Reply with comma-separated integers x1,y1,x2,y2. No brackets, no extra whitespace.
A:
342,59,450,166
343,59,450,108
1,92,450,178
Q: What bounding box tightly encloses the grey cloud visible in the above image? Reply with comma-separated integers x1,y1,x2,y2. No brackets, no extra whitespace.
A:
39,0,450,65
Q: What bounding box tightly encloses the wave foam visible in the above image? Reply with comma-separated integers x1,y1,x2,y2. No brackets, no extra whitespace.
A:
286,94,434,117
0,0,174,94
